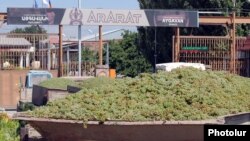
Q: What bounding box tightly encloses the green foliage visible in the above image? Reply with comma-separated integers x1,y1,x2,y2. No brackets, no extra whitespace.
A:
0,114,20,141
82,47,98,63
137,0,250,63
18,102,36,112
10,25,47,34
31,68,250,122
215,42,230,51
39,78,79,90
109,31,152,77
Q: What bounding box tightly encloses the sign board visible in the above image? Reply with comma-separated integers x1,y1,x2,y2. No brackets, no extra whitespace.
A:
7,8,199,27
182,46,208,51
7,8,66,25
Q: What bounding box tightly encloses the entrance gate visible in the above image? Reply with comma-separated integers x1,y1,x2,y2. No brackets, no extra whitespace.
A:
173,36,250,76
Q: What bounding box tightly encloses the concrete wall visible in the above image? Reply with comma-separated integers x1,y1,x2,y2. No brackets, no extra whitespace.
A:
0,70,57,109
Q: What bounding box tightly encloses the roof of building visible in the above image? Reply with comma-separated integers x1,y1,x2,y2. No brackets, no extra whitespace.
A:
0,37,32,47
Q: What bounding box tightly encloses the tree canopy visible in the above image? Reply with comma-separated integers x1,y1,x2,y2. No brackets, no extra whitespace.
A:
109,31,152,77
10,25,47,34
82,47,97,63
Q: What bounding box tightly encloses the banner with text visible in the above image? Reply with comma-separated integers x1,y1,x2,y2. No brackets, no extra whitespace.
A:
7,8,66,25
61,9,199,27
7,8,199,27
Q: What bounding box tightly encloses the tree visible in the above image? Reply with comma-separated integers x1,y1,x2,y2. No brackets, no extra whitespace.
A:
10,25,47,33
82,47,97,63
137,0,250,64
109,31,152,77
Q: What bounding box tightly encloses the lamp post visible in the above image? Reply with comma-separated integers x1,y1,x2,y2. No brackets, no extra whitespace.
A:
78,0,82,76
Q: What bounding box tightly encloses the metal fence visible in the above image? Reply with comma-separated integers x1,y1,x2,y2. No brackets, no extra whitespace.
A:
63,61,96,76
0,47,30,69
62,50,97,76
0,33,51,69
0,33,97,76
174,36,250,76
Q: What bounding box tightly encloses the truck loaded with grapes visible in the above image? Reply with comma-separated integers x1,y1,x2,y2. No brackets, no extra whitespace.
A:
13,67,250,140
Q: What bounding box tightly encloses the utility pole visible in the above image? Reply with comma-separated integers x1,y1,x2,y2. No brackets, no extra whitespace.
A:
99,25,103,65
231,0,236,74
78,0,82,76
106,43,109,66
232,10,236,74
154,27,157,73
58,25,63,77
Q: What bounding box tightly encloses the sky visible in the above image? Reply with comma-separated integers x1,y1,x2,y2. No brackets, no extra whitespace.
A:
0,0,139,11
0,0,140,38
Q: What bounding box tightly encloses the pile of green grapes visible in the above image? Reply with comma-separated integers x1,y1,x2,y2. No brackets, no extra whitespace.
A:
31,68,250,121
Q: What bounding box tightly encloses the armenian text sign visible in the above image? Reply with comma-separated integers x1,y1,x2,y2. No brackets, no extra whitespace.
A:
8,8,199,27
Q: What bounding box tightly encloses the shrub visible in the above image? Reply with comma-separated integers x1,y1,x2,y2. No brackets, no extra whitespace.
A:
0,113,20,141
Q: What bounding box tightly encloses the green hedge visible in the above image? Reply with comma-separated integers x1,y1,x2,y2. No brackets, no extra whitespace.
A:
0,114,19,141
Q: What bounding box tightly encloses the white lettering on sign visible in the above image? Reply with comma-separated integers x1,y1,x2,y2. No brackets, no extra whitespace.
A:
87,10,142,24
162,18,184,23
22,16,48,22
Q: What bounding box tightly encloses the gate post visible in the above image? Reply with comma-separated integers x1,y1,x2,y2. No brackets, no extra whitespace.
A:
230,11,236,74
174,27,180,62
58,25,63,77
99,25,103,65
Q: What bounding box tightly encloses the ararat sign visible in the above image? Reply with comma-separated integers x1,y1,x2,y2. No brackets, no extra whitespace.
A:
7,8,199,27
87,11,142,24
61,9,149,26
